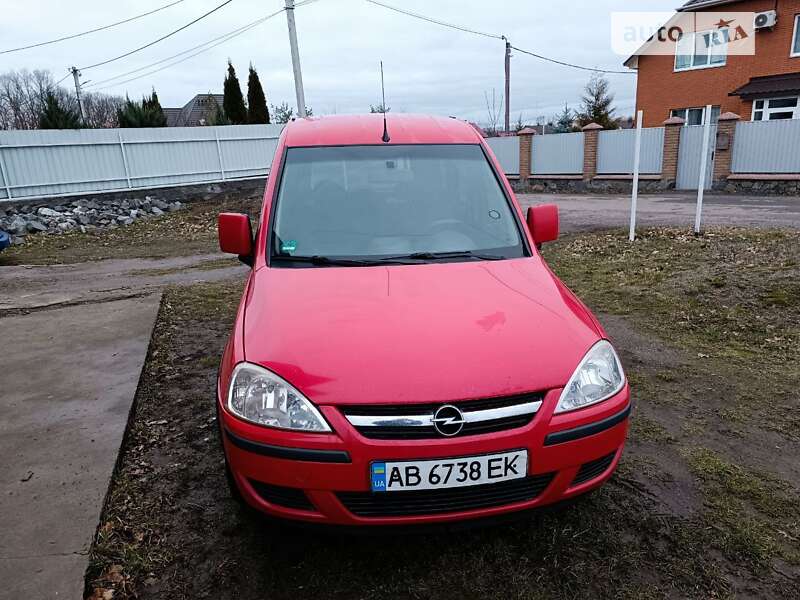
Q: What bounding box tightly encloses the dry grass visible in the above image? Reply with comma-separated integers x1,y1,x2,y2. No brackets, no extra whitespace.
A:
84,226,800,599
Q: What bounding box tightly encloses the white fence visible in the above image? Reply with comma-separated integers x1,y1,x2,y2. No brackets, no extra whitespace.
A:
0,124,284,201
732,119,800,174
532,132,584,175
677,125,716,190
4,120,800,201
597,128,664,174
485,136,519,175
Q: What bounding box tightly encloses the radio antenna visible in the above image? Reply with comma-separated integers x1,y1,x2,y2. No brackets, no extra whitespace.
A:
380,60,390,143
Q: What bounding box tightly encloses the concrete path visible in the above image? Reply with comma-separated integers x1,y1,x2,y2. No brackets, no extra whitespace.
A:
0,296,160,598
0,254,247,599
1,253,245,312
518,192,800,232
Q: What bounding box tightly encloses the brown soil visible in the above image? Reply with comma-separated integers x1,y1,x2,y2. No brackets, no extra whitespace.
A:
85,227,800,599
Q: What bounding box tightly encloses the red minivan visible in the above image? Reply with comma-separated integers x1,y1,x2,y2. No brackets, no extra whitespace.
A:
216,114,630,526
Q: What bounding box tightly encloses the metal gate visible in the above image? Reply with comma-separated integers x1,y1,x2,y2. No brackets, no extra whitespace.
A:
676,124,716,190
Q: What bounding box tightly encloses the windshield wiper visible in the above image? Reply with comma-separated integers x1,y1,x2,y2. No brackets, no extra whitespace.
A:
398,251,506,261
271,251,506,267
272,255,416,267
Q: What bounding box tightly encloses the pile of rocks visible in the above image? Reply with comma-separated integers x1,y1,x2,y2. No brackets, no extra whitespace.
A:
0,196,183,245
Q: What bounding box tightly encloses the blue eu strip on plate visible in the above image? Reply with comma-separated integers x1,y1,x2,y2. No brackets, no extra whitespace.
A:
371,462,387,492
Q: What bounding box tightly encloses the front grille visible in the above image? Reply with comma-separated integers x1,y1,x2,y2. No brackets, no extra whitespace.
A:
337,473,555,517
571,452,616,486
341,392,543,440
249,479,316,511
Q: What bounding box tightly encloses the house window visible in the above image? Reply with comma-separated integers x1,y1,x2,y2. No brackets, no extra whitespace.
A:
752,97,800,120
670,106,721,126
792,14,800,57
675,30,728,71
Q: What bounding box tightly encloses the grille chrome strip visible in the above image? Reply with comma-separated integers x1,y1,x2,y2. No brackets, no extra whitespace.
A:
345,401,542,428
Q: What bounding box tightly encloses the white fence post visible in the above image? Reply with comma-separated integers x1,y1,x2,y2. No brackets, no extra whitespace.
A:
0,145,12,200
214,128,226,180
117,131,132,189
629,110,643,242
694,104,713,234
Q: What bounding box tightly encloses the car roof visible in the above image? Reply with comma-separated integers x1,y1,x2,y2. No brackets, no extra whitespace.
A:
281,113,484,147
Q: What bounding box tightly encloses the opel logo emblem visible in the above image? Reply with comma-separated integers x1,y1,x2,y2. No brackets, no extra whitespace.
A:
432,404,466,437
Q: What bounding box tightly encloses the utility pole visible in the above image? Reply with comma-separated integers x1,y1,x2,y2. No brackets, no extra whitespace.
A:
284,0,307,118
504,38,511,133
70,67,86,123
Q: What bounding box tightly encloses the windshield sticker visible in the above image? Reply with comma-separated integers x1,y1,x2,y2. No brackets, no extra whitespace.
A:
281,240,298,254
488,209,501,220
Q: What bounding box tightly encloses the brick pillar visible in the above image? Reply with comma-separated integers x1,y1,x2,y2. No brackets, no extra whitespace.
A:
517,127,536,180
581,123,603,180
661,116,685,187
713,112,741,184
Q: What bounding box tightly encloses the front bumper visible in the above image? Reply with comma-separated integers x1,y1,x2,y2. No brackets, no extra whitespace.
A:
219,385,631,526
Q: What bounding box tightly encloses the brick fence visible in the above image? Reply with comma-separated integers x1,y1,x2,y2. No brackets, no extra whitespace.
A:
502,113,800,195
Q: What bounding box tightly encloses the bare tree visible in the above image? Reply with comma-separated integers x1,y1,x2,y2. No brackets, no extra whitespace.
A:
483,89,504,137
0,69,123,129
82,92,124,128
0,69,55,129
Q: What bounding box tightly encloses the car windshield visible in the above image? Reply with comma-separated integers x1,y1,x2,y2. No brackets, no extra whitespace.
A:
270,144,527,265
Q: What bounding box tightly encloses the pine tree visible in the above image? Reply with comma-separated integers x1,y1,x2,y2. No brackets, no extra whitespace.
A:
576,73,618,130
141,90,167,127
223,61,247,125
206,98,231,126
38,92,81,129
246,64,269,124
552,104,575,133
117,94,167,128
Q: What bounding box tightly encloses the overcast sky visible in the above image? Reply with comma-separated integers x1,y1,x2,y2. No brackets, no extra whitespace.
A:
1,0,679,122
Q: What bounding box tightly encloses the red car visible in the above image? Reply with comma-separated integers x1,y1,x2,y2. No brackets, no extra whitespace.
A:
216,114,630,526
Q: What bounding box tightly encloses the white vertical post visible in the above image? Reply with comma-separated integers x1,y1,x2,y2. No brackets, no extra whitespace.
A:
628,109,643,242
117,131,132,189
214,128,226,180
0,146,12,200
694,104,713,234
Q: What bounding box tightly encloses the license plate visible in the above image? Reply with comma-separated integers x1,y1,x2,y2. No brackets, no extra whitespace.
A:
370,450,528,492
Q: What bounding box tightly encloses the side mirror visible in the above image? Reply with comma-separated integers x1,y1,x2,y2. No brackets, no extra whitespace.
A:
218,213,253,263
526,204,559,246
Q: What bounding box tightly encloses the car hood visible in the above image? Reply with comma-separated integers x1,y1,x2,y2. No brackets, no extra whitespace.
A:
243,257,602,406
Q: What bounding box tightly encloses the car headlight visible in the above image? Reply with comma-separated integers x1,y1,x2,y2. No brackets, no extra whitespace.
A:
227,362,331,432
555,340,625,414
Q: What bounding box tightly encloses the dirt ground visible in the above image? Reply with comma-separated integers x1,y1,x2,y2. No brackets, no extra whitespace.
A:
82,225,800,599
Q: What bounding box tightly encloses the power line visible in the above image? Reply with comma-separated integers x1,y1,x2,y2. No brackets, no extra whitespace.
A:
79,0,237,71
84,10,280,89
1,0,188,55
89,9,285,92
510,46,634,75
55,72,73,86
85,0,317,92
364,0,504,41
364,0,634,75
